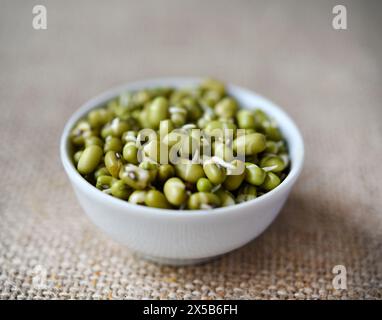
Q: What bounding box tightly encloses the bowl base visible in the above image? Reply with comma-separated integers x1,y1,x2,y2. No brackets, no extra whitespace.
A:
140,254,220,266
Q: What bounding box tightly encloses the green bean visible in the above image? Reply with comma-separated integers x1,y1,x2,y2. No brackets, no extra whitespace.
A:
259,155,286,173
122,143,139,164
163,177,187,206
264,124,282,141
94,166,110,179
121,131,137,144
101,118,130,138
233,133,266,155
88,109,113,128
223,160,245,191
182,97,203,121
187,192,221,210
96,175,116,191
170,90,188,104
137,108,148,128
148,97,169,129
264,141,279,154
128,190,147,205
139,161,158,182
105,151,123,178
170,105,187,127
200,78,226,96
215,97,237,118
104,136,123,153
236,184,257,203
254,109,269,129
77,145,103,174
215,189,235,207
204,120,237,135
145,190,171,208
278,141,288,153
203,162,227,185
245,163,266,186
158,164,175,183
197,105,216,127
196,177,213,192
70,121,94,146
202,90,222,106
111,180,131,199
236,110,255,129
175,162,205,183
119,164,152,189
261,172,281,191
85,136,104,148
73,150,83,165
254,109,283,141
106,99,119,113
133,90,151,106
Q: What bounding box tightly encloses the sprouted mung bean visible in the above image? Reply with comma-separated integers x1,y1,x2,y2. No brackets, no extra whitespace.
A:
70,79,290,210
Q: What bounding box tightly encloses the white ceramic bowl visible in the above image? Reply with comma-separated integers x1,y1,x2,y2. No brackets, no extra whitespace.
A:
60,78,304,265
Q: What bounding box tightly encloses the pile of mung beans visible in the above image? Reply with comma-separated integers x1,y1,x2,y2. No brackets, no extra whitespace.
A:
70,79,289,210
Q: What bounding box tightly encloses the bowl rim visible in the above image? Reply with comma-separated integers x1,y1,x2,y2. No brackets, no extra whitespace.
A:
60,77,304,218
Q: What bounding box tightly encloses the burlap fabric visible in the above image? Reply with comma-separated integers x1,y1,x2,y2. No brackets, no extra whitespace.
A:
0,0,381,300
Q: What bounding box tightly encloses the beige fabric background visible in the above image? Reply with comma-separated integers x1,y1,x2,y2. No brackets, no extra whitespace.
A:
0,0,381,300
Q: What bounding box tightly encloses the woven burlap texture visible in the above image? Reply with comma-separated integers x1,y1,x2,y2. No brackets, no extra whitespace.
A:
0,0,381,299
